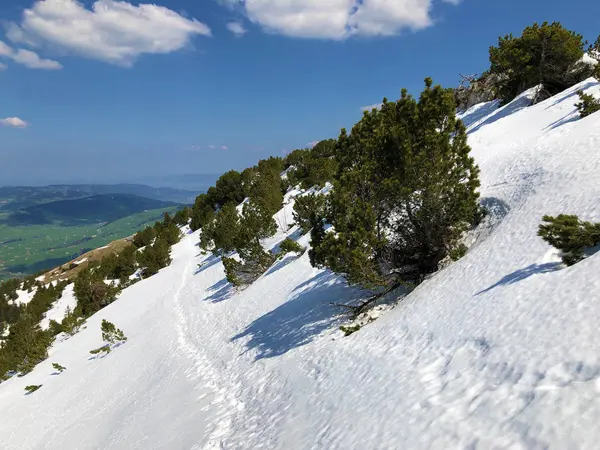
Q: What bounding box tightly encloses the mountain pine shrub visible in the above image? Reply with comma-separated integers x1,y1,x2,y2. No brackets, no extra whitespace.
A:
538,214,600,265
52,362,66,373
278,238,305,256
575,90,600,118
489,22,586,103
101,319,127,345
89,345,110,356
24,385,42,394
310,78,481,289
292,194,326,234
133,226,156,248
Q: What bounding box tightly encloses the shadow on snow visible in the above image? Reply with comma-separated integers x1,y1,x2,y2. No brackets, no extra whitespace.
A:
476,262,562,295
231,270,365,360
204,278,235,303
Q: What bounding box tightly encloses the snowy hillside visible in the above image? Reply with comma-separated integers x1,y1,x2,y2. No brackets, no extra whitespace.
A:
1,78,599,449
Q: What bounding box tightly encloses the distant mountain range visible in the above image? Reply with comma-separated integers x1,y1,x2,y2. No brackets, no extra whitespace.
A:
2,194,180,227
0,183,198,212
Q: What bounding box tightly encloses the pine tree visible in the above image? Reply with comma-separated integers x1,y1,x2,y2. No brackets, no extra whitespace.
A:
24,385,42,394
200,202,240,255
74,269,119,317
575,90,600,118
52,362,66,373
133,226,156,248
311,79,481,289
249,168,284,216
489,22,586,103
100,319,127,345
238,201,277,247
589,34,600,59
538,214,600,265
293,194,326,234
278,238,305,256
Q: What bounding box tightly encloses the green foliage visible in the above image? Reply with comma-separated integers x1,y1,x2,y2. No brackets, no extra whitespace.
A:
538,214,600,265
489,22,586,103
223,244,276,287
52,362,66,373
238,201,278,245
293,194,326,234
311,79,481,288
278,238,305,256
575,90,600,118
340,324,361,336
89,345,110,355
173,207,191,226
589,34,600,59
112,245,137,281
101,319,127,345
222,257,242,287
449,243,468,261
0,315,53,377
189,193,215,231
0,280,68,378
133,226,156,248
200,202,240,255
24,384,42,394
214,170,246,208
0,278,22,326
74,269,119,317
137,236,172,277
155,221,181,246
61,307,86,336
249,168,284,217
285,140,338,189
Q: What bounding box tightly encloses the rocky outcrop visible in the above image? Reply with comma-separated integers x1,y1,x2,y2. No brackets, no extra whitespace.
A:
454,73,502,112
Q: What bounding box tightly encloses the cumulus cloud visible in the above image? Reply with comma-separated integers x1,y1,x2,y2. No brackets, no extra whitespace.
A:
0,40,61,69
7,0,212,66
0,117,29,128
220,0,461,39
227,22,247,36
220,145,228,150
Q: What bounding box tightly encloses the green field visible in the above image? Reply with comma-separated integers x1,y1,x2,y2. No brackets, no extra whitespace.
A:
0,206,178,280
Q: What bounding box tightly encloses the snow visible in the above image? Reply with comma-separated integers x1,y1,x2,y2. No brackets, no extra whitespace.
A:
73,258,87,265
1,78,600,448
12,288,36,306
40,284,77,331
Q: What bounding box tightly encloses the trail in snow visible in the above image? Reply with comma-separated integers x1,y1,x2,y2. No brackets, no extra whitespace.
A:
1,79,600,449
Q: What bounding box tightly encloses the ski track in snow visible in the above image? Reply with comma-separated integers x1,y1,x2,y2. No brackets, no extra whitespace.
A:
1,79,600,449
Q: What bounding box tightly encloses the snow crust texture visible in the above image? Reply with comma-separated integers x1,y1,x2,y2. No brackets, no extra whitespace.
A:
1,79,600,449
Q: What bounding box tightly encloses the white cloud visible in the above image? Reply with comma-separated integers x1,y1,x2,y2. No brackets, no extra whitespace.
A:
0,117,29,128
307,140,319,148
221,0,461,39
12,48,62,69
0,40,61,69
360,103,382,112
227,22,247,36
220,145,228,150
209,144,216,149
0,63,7,71
7,0,212,67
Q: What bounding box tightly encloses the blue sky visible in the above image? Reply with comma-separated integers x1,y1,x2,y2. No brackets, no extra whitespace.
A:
0,0,598,187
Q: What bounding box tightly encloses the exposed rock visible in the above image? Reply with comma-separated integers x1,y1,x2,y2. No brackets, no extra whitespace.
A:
454,73,502,112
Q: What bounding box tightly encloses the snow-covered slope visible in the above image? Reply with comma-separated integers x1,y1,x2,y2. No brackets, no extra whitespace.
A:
39,284,77,331
1,79,600,449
